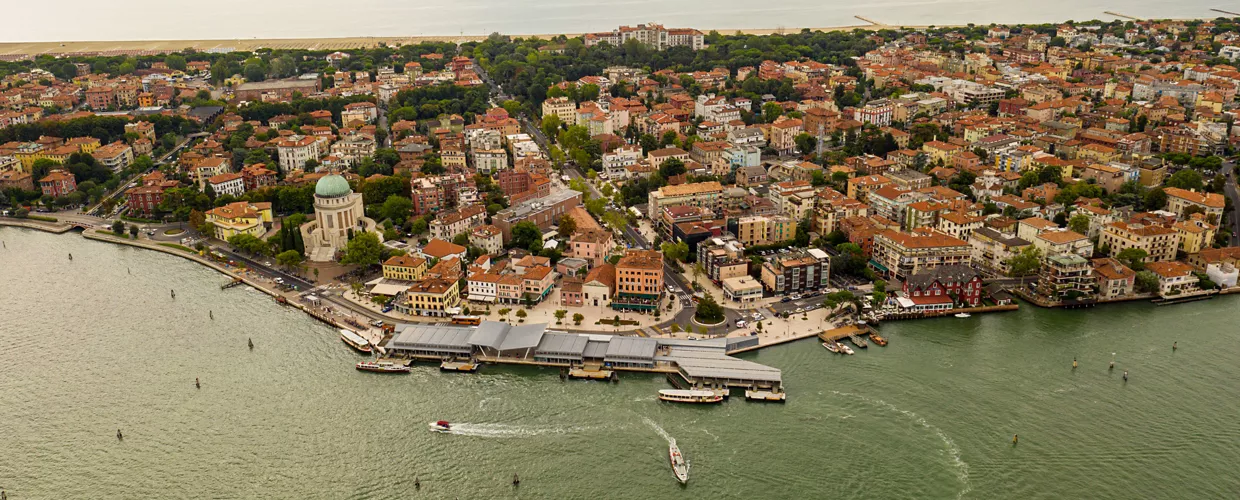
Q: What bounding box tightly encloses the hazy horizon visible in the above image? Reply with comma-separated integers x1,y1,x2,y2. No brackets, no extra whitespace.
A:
2,0,1227,43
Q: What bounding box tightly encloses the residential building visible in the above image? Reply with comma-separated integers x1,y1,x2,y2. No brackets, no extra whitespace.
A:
697,236,749,283
1173,214,1217,255
769,117,803,155
1163,187,1224,223
430,204,487,241
759,249,831,294
647,181,723,218
1032,229,1093,259
383,255,428,281
570,229,614,268
207,173,246,197
126,185,166,216
470,225,504,256
276,135,320,172
1037,253,1095,301
541,97,577,126
1099,221,1179,263
612,250,663,311
38,169,76,198
901,264,984,310
969,227,1032,276
1091,257,1135,299
205,201,273,241
872,228,972,281
1144,261,1199,297
582,24,705,51
402,278,462,317
91,142,134,172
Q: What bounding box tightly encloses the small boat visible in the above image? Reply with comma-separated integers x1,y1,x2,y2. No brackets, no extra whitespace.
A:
822,342,840,353
658,389,724,404
429,420,452,432
838,343,854,355
954,313,971,318
340,329,372,353
356,360,410,373
669,439,689,484
868,332,888,346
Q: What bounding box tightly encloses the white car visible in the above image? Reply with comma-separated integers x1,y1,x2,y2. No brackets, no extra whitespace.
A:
736,320,747,328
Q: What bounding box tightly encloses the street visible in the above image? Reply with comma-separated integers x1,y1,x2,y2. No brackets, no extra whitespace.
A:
1223,161,1240,246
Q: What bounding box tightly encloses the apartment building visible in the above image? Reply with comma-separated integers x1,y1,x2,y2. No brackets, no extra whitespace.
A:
1099,220,1180,263
430,204,487,241
871,228,972,281
612,250,663,311
647,181,723,218
759,249,831,294
277,135,320,172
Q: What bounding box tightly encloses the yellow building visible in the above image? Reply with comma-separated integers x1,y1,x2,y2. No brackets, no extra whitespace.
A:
1099,221,1179,262
205,201,274,241
14,143,46,171
1174,214,1217,255
382,255,428,281
404,277,461,317
67,137,102,154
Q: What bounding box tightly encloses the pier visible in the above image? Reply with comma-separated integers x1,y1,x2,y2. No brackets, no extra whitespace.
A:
1103,11,1141,20
854,16,882,26
386,321,786,400
1211,8,1240,16
220,278,245,290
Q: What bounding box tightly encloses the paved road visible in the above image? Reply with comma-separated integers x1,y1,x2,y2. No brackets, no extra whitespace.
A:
1224,161,1240,245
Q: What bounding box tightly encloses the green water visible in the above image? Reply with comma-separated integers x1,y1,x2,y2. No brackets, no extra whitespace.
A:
2,227,1239,499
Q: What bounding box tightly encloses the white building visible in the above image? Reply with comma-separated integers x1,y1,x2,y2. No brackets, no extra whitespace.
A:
207,172,245,197
603,144,642,179
277,135,320,172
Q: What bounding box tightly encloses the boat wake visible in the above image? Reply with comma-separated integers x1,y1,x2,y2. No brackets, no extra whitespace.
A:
642,416,675,445
831,390,971,499
438,422,590,438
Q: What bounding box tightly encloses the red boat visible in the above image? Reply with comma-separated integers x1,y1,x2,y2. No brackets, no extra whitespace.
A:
429,420,452,432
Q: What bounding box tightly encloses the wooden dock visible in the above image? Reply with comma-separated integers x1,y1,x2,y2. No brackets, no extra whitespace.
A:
854,15,882,26
568,366,615,380
745,389,787,403
220,278,245,290
1211,8,1240,16
1104,11,1141,20
819,324,872,343
440,360,479,372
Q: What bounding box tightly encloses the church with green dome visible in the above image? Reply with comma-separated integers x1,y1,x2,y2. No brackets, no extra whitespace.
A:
299,173,382,262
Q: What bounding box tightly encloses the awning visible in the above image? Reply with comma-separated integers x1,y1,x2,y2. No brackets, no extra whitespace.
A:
467,294,497,303
369,283,410,296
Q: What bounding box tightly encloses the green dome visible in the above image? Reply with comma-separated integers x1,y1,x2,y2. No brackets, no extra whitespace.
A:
315,174,351,198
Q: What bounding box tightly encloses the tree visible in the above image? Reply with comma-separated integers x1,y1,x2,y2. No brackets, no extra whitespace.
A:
572,313,585,326
1135,271,1159,293
276,249,303,270
1165,169,1204,191
1068,214,1090,235
380,195,413,225
1116,248,1148,271
112,220,125,235
557,213,577,237
1006,246,1043,277
498,308,511,321
554,309,567,325
340,232,383,266
661,240,689,262
511,221,542,250
1144,187,1167,210
128,224,139,238
541,114,561,139
794,133,816,154
410,216,429,235
515,309,528,322
658,158,686,178
694,292,725,323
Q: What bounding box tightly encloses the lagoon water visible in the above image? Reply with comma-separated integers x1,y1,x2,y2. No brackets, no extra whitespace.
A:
2,1,1232,43
2,226,1239,498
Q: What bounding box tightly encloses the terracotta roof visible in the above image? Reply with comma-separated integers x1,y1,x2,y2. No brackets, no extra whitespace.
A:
384,255,426,268
422,238,467,258
1164,187,1224,209
616,249,663,270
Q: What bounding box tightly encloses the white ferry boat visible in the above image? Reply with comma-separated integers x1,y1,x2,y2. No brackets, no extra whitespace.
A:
355,360,409,373
340,329,372,353
658,389,724,404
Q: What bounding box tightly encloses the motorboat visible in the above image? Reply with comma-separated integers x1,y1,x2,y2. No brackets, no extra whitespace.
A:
658,389,724,404
356,360,409,373
838,343,854,355
429,420,452,432
669,439,689,484
954,313,972,318
340,329,372,353
822,342,840,353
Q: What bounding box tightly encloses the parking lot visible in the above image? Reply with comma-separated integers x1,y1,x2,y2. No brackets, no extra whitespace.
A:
767,291,829,317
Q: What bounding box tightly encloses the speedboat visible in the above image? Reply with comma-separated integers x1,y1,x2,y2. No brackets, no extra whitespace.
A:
822,342,840,353
669,439,689,484
954,313,972,318
429,420,452,432
838,343,854,355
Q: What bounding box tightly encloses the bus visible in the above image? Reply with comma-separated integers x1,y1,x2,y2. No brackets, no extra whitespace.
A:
450,315,483,326
629,207,643,219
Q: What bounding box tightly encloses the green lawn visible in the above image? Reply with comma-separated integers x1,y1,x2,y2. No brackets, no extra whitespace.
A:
26,215,58,222
158,243,196,253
